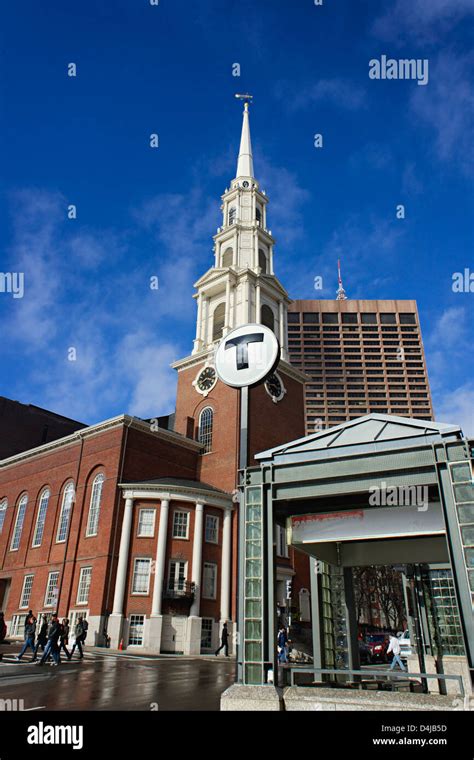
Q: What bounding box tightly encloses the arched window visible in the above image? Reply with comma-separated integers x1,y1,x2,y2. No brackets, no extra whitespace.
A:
228,206,236,225
0,499,7,534
222,248,233,268
261,304,275,332
258,248,267,273
212,303,226,342
32,488,50,547
86,473,105,537
199,407,214,453
11,494,28,551
56,482,75,543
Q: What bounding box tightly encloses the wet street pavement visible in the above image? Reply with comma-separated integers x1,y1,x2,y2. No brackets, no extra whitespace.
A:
0,649,236,711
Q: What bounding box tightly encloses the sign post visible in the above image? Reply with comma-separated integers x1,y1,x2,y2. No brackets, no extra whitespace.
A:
215,323,280,683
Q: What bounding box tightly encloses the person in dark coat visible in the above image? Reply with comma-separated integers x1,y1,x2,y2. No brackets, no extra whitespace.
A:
32,615,48,661
16,614,36,661
59,618,70,659
36,614,61,666
68,617,85,660
0,612,7,662
215,622,229,657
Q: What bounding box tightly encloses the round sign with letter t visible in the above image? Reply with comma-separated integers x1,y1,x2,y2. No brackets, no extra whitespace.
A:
215,323,280,388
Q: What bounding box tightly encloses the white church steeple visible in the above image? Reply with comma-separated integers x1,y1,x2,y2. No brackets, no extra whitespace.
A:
186,97,291,362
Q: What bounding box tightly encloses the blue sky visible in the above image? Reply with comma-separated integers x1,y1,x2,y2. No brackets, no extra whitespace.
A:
0,0,473,434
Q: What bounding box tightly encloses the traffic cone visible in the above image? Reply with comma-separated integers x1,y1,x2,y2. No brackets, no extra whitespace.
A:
118,638,123,651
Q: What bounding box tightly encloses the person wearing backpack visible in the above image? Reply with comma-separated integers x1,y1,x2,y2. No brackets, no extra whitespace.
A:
68,617,85,660
32,615,48,662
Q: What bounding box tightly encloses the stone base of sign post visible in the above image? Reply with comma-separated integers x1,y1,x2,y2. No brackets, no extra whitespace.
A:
220,684,283,711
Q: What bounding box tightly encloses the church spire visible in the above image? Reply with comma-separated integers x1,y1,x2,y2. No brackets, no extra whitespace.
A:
336,259,348,300
235,94,254,179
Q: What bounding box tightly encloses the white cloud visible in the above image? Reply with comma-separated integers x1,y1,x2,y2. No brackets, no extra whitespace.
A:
434,383,474,436
275,78,367,112
372,0,474,44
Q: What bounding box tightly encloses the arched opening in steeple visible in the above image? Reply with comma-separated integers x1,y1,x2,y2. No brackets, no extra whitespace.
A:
258,248,268,274
261,304,275,332
212,303,226,342
256,207,262,225
222,248,233,268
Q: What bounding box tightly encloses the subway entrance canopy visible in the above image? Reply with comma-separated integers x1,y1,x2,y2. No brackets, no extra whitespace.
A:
237,414,474,687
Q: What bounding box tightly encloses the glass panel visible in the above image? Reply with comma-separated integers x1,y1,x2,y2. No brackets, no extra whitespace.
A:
245,579,261,597
461,526,474,546
246,541,260,558
245,641,262,661
457,504,474,524
245,599,262,617
451,463,472,483
245,620,262,639
464,548,474,568
453,484,474,503
246,505,261,522
245,664,262,684
246,487,261,505
469,570,474,592
245,523,262,541
245,559,262,578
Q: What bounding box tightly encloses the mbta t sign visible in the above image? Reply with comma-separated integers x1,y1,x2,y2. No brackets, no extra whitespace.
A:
215,323,280,388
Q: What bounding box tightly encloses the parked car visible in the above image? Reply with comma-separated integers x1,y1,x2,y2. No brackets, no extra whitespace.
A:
397,629,413,657
365,633,390,663
358,640,373,665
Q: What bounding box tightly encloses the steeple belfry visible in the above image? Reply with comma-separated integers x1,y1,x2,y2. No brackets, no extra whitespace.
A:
175,96,293,364
236,101,254,179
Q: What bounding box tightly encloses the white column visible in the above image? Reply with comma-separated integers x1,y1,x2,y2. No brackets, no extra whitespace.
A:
279,301,285,351
220,507,232,622
224,279,231,334
151,499,169,616
196,294,202,342
202,297,209,347
112,498,134,615
255,284,261,323
190,502,204,617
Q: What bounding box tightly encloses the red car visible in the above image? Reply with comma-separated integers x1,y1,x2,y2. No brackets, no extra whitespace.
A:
365,633,390,663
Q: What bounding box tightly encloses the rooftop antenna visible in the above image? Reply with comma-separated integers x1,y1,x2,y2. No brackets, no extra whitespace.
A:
336,259,348,300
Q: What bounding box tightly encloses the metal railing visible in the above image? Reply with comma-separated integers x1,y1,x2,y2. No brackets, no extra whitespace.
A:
288,666,465,697
163,581,195,600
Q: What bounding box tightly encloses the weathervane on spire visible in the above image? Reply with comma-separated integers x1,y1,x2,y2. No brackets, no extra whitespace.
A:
336,259,348,300
235,93,253,110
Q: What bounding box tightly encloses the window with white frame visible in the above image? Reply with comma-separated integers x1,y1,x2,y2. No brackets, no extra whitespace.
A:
10,614,27,637
56,482,75,543
45,571,60,607
69,610,88,633
77,566,92,605
276,525,289,558
32,488,50,547
198,407,213,453
202,562,217,599
128,614,145,646
132,558,152,594
86,473,104,537
11,494,28,551
201,618,213,650
172,510,189,539
168,560,187,592
205,514,219,544
20,574,34,609
138,508,156,537
0,499,7,534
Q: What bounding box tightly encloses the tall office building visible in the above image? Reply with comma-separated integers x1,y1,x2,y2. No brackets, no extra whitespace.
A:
287,299,434,434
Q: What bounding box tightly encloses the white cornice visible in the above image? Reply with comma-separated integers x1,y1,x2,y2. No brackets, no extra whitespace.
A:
120,484,234,510
0,414,203,471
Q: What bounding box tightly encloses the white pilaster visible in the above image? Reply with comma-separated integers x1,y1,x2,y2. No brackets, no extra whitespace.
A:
279,301,285,350
220,507,232,622
224,279,231,335
190,502,204,617
256,284,261,323
151,499,169,616
202,296,209,348
112,497,134,615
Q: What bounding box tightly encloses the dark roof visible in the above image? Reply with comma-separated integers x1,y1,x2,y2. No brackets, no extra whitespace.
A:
121,477,229,496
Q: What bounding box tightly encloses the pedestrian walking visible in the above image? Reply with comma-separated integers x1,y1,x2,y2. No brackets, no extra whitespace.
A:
16,614,36,661
36,614,62,666
59,618,70,659
0,611,7,662
81,618,89,643
277,625,289,664
387,634,406,671
68,617,85,659
215,622,229,657
32,615,48,661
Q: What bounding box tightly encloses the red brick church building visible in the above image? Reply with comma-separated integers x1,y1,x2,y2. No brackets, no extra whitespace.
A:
0,103,309,654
